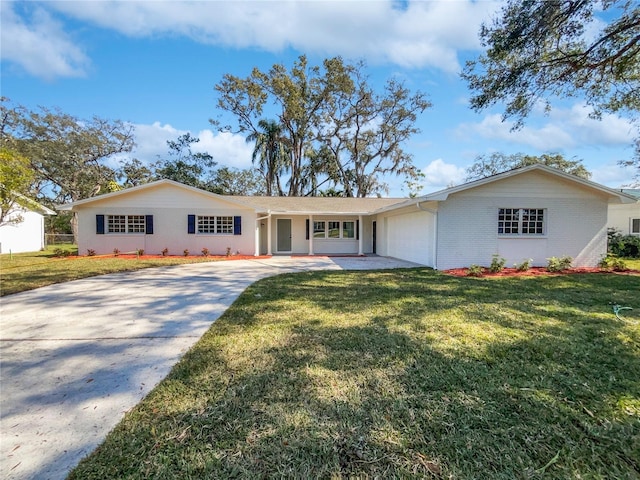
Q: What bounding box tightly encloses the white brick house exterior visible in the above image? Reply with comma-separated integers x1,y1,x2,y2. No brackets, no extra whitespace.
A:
60,165,636,269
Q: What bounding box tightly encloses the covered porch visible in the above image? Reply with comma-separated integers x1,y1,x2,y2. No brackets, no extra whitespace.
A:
254,213,374,256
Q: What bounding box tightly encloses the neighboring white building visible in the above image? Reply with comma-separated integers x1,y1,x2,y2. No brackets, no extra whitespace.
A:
608,189,640,236
0,199,56,254
59,165,637,269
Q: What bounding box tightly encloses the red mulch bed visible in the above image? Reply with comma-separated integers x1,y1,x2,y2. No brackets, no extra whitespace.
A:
443,266,640,277
78,254,271,260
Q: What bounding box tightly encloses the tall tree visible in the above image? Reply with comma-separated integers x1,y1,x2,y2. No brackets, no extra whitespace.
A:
152,133,217,189
461,0,640,183
209,167,266,195
1,98,135,240
214,55,430,197
245,119,288,196
0,148,35,226
117,158,154,187
318,69,430,197
465,152,592,181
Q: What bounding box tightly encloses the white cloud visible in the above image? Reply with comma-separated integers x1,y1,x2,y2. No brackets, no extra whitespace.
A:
130,122,253,169
458,104,636,151
45,0,500,74
591,162,637,188
0,1,89,80
420,158,467,191
194,129,254,169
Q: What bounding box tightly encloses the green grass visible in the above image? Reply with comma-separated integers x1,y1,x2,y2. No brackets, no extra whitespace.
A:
624,258,640,271
69,269,640,479
0,245,219,296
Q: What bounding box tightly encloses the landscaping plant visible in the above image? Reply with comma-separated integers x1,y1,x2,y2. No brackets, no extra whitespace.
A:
489,254,506,273
546,256,573,272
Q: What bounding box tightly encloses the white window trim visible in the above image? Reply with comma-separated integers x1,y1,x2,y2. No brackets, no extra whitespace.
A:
313,219,357,240
497,208,547,237
106,214,145,235
631,218,640,235
196,215,234,235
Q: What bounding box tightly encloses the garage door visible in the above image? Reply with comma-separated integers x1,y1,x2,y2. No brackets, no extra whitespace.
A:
386,211,434,267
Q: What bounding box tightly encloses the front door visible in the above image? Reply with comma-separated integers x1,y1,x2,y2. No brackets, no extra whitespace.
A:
277,219,292,252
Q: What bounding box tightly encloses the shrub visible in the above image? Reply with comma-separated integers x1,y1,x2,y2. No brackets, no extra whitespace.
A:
183,249,189,257
226,247,232,257
53,248,71,258
467,264,484,277
608,228,640,258
489,254,506,273
137,249,144,256
202,247,210,257
161,248,169,257
547,256,573,272
113,248,120,257
598,254,628,272
514,258,532,272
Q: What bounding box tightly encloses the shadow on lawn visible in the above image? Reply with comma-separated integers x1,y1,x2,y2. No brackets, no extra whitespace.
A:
69,270,640,479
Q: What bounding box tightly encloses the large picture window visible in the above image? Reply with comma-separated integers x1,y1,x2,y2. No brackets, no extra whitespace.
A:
498,208,545,236
107,215,147,234
312,220,357,239
198,215,233,234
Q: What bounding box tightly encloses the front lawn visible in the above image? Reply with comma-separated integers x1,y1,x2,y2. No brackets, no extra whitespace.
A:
69,269,640,479
0,246,219,296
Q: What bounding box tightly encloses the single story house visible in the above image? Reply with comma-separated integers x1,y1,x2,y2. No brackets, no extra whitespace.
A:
608,189,640,236
0,197,56,254
59,164,637,269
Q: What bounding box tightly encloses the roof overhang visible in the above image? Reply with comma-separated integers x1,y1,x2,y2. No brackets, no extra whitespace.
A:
57,179,260,212
416,164,637,204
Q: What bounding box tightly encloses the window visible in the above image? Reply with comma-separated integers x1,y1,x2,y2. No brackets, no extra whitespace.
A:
197,216,233,234
343,221,355,239
108,215,126,233
107,215,150,234
217,216,233,234
328,221,341,238
498,208,545,236
632,218,640,234
311,220,357,239
313,221,326,238
127,215,146,233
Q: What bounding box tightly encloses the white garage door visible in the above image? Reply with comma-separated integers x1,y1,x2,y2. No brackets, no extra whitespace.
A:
386,210,434,266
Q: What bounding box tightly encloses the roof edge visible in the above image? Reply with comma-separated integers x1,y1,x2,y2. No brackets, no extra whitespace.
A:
57,179,259,211
417,164,638,204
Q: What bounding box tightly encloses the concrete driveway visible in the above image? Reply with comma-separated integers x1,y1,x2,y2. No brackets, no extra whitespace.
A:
0,256,420,480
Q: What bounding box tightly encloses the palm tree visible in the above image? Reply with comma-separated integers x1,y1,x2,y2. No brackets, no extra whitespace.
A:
246,119,289,196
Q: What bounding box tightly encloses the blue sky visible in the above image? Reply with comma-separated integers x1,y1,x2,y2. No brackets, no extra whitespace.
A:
1,0,636,196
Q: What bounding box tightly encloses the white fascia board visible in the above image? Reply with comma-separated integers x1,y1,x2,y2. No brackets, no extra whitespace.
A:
267,210,373,216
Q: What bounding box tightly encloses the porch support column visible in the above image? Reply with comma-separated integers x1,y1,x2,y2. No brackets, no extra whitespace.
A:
308,214,314,255
254,218,260,257
267,213,272,256
358,215,364,256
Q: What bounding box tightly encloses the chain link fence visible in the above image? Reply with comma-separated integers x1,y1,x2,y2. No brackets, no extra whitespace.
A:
45,234,75,246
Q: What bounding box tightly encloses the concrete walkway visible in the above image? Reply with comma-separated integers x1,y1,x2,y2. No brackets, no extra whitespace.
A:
0,256,420,480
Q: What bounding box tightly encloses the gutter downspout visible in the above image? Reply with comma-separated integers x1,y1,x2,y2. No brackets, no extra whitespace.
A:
416,202,438,269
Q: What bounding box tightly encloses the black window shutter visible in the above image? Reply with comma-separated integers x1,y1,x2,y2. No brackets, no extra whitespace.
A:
96,215,105,234
356,220,360,240
188,214,196,234
145,215,154,234
233,216,242,235
306,219,310,240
